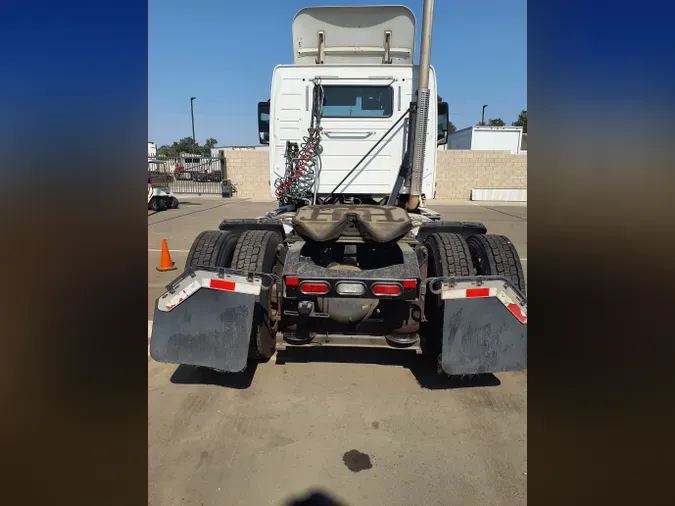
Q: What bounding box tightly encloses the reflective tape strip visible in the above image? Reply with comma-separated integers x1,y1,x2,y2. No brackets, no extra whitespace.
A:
208,278,260,296
507,303,527,323
442,287,497,299
496,290,527,323
209,279,236,291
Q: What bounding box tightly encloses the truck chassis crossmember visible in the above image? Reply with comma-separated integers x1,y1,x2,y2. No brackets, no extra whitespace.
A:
276,333,422,352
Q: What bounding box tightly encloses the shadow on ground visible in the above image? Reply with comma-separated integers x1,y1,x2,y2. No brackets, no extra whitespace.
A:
284,489,350,506
170,363,257,389
168,349,499,390
148,201,201,216
276,347,501,390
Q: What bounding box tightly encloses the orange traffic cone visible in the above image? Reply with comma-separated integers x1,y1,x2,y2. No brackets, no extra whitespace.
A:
156,239,177,272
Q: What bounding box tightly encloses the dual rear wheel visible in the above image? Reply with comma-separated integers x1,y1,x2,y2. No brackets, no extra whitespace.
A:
185,229,283,363
422,232,526,360
230,230,283,362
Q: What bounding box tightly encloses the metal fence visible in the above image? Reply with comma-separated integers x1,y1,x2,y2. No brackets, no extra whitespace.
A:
148,154,227,195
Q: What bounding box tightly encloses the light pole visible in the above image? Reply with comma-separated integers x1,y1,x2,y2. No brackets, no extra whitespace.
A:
482,104,488,125
190,97,197,142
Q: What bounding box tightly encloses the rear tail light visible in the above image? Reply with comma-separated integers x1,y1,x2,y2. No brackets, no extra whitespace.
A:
299,281,330,295
336,282,366,296
285,276,299,287
403,279,417,289
372,283,402,296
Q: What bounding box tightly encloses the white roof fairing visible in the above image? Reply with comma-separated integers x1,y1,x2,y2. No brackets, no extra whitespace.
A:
292,5,416,65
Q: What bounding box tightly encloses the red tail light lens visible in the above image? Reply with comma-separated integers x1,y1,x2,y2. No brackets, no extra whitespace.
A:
299,281,329,295
402,279,417,289
285,276,300,286
372,283,402,296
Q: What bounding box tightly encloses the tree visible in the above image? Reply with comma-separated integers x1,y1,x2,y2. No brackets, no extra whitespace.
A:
448,121,457,134
488,118,505,126
156,144,176,158
156,137,219,158
202,138,218,155
512,110,527,133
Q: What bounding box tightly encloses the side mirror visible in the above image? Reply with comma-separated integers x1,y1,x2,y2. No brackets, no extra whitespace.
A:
257,101,270,145
437,101,449,146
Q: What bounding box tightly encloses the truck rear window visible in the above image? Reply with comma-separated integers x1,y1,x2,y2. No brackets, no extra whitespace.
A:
321,85,393,118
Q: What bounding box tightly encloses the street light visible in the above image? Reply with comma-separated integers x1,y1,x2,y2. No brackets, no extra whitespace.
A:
190,97,197,142
482,104,488,125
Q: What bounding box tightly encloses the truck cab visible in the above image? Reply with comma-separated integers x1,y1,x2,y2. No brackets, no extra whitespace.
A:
257,6,450,200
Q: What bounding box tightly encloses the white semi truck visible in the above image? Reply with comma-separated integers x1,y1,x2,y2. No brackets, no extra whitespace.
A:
262,5,443,200
150,3,527,378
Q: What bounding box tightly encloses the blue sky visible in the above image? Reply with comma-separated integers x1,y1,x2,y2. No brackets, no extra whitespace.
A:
149,0,526,147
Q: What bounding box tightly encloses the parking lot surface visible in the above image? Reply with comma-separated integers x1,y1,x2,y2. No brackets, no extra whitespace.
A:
149,198,527,506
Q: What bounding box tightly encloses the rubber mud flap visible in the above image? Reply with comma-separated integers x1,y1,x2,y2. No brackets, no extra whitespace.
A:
150,288,255,372
440,297,527,375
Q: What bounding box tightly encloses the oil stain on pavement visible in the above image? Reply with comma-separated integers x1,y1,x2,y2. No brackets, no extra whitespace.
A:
342,450,373,472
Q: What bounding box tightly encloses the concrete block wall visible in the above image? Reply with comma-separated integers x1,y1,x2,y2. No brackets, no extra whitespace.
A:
223,149,527,201
223,151,272,200
434,150,527,200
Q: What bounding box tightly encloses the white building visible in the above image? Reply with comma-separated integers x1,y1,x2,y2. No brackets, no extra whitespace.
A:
444,126,525,155
148,141,157,159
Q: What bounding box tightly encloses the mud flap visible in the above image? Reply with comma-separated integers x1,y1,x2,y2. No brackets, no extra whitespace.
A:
441,297,527,375
150,288,255,372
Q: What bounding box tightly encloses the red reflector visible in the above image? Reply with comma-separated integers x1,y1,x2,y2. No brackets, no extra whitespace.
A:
466,288,490,298
300,282,329,294
286,276,299,286
507,303,527,323
372,283,402,296
210,279,236,291
403,279,417,289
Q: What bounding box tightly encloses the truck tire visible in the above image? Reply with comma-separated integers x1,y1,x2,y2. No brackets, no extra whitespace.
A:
231,230,282,362
467,234,526,296
422,233,475,360
185,231,238,270
425,232,473,278
149,197,162,212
